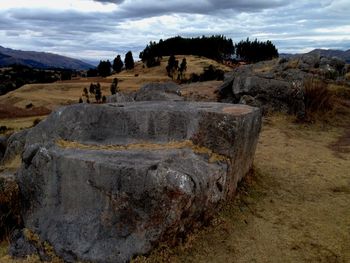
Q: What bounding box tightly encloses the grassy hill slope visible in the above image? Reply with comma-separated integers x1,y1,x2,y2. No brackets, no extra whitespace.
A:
0,55,231,111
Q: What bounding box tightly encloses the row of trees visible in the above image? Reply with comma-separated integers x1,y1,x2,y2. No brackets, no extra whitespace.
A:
88,51,135,77
235,38,278,62
139,36,279,67
140,35,234,67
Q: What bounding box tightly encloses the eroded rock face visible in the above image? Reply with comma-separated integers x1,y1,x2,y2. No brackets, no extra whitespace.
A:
12,101,261,262
1,129,28,165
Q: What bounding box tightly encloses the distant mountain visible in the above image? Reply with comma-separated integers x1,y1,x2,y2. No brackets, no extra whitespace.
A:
0,46,94,70
279,49,350,63
307,49,350,63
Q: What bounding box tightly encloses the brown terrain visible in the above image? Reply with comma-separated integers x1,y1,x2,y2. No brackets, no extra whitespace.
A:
0,56,349,263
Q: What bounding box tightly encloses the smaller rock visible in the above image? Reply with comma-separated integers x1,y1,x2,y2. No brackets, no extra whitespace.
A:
239,95,261,109
134,82,183,101
2,129,29,165
299,54,320,69
106,93,134,103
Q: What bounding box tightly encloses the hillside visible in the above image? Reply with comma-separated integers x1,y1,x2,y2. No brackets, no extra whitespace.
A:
281,49,350,63
308,49,350,63
0,46,94,70
0,55,232,111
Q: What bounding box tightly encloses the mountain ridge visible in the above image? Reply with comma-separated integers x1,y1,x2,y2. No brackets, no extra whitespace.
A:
280,48,350,63
0,45,94,70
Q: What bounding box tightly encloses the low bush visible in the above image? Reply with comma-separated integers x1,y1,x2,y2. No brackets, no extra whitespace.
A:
303,78,336,121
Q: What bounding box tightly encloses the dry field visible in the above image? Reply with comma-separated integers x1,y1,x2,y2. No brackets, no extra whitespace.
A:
0,56,231,112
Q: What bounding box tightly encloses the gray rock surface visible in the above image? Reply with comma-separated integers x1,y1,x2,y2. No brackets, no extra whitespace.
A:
106,93,134,103
218,53,347,116
134,82,183,101
219,68,305,115
12,101,261,263
1,129,29,165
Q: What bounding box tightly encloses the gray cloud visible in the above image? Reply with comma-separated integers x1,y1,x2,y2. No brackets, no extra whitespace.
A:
0,0,349,61
93,0,125,4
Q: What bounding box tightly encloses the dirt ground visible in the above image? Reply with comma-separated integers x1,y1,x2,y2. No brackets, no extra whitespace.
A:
1,113,349,263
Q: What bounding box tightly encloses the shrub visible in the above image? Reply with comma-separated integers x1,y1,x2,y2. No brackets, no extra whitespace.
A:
110,78,118,95
0,126,8,134
304,78,335,118
33,118,41,126
25,103,33,109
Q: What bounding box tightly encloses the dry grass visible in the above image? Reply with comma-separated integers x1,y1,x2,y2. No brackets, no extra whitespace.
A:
328,83,350,100
252,59,278,73
285,58,300,69
304,78,334,113
0,116,47,134
0,56,231,112
0,155,22,172
345,72,350,81
57,139,228,163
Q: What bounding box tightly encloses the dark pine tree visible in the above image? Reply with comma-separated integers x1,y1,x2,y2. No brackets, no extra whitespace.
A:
166,55,176,77
110,78,119,95
113,55,124,73
95,83,102,102
97,60,112,77
124,51,135,70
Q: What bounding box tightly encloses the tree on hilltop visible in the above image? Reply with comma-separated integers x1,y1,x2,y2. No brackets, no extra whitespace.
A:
124,51,135,70
113,55,124,73
97,60,112,77
235,38,278,62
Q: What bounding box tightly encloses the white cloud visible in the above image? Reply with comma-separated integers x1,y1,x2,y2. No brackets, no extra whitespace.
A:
0,0,118,12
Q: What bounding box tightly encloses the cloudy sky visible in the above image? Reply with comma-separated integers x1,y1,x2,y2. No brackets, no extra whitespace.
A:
0,0,349,63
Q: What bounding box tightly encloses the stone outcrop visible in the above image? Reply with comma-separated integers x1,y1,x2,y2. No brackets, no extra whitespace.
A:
11,101,261,262
1,129,29,165
106,82,183,104
106,93,134,103
217,53,347,116
134,82,183,101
